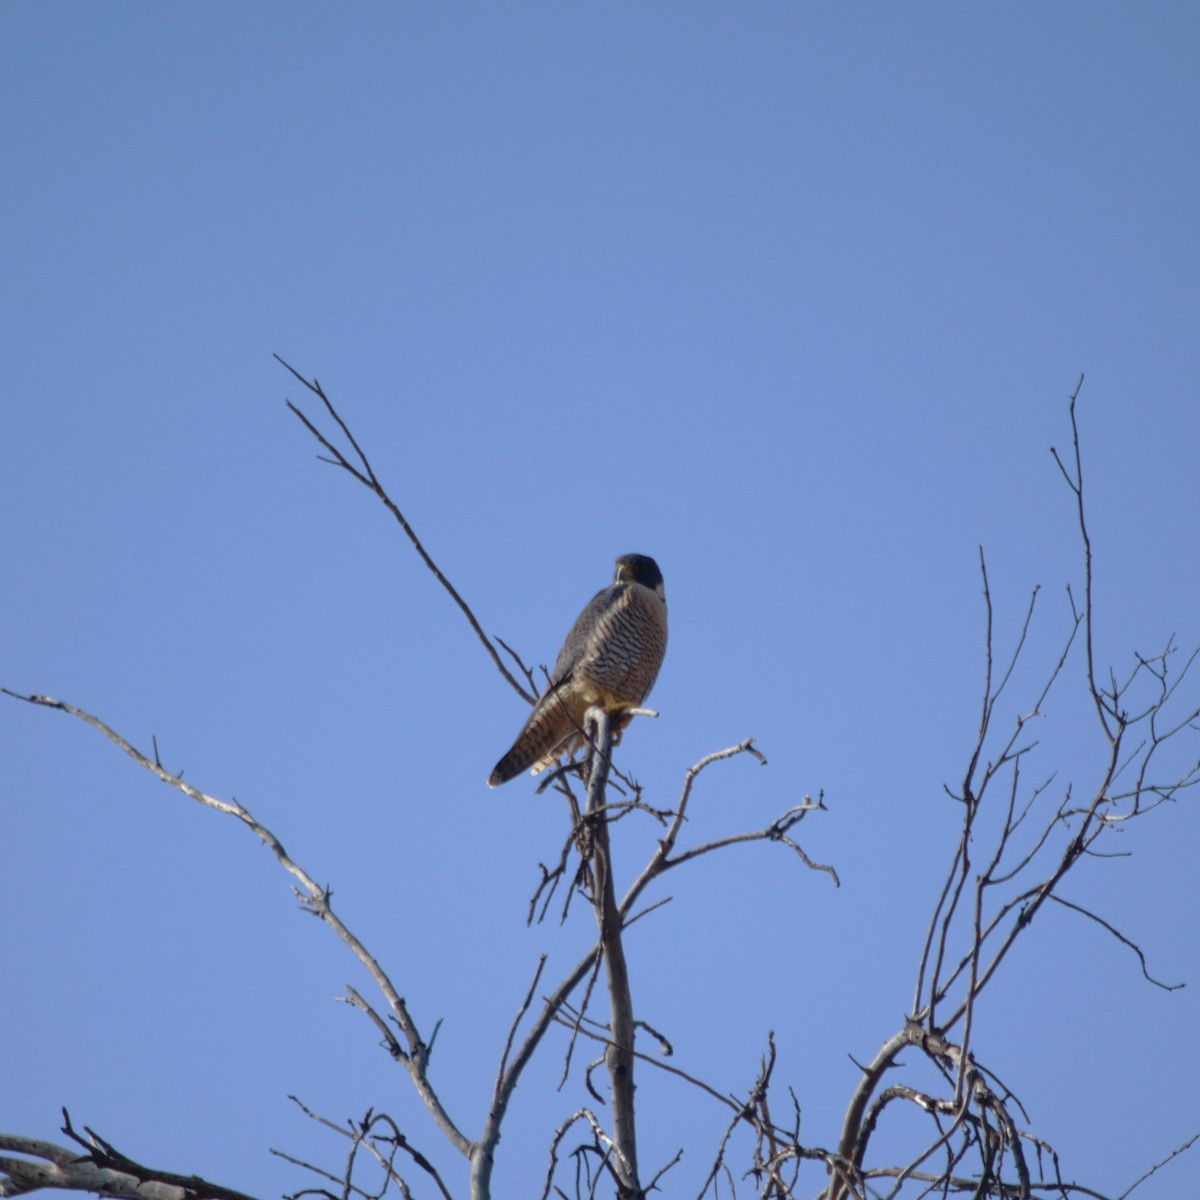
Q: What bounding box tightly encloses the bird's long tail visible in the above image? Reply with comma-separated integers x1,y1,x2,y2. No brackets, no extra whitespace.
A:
487,692,576,787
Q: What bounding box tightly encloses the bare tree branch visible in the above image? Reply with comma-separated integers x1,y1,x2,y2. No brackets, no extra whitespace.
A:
1044,895,1183,990
0,1112,261,1200
825,378,1200,1200
278,1100,451,1200
1117,1130,1200,1199
1050,374,1110,740
582,708,640,1198
275,356,536,707
0,689,474,1164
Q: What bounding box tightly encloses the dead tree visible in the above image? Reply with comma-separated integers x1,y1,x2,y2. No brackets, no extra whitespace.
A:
2,371,1195,1200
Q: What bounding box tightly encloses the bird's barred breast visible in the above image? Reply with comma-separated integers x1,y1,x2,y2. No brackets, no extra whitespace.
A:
584,588,667,705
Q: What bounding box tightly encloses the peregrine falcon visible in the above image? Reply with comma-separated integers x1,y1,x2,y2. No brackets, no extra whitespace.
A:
487,554,668,787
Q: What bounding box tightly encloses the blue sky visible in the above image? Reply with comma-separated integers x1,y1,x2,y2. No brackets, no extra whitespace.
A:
3,4,1198,1197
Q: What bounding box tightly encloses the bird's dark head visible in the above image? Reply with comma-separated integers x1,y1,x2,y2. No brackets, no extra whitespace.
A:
615,553,665,598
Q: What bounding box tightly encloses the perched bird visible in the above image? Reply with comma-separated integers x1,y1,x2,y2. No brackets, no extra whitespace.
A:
487,554,668,787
